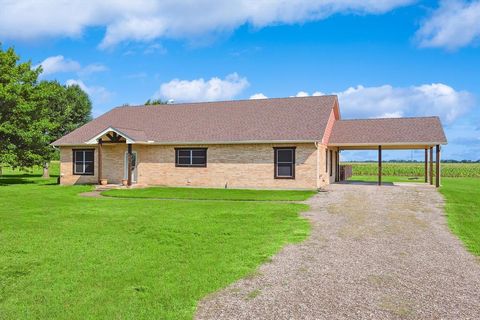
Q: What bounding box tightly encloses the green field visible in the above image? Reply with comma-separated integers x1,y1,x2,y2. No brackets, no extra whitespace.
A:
342,162,480,178
0,164,310,319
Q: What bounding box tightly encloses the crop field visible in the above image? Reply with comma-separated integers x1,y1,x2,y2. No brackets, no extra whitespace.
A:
342,162,480,178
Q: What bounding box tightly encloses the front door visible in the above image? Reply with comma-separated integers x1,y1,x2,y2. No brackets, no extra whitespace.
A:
124,151,138,183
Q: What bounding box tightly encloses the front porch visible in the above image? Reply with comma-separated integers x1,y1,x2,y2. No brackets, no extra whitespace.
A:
89,127,143,187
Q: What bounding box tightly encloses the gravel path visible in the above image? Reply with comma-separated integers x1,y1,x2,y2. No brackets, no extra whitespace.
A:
196,183,480,319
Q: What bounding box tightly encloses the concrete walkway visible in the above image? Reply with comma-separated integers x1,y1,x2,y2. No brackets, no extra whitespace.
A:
196,183,480,319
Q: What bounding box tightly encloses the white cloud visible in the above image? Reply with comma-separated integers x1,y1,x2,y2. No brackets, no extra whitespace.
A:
335,83,474,124
295,91,310,97
416,0,480,50
0,0,414,48
35,55,81,76
292,83,475,124
250,93,268,99
376,111,404,118
66,79,112,104
78,63,108,76
35,55,107,77
155,73,249,102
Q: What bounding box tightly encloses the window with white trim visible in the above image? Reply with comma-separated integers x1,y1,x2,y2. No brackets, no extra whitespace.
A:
73,149,94,175
175,148,207,167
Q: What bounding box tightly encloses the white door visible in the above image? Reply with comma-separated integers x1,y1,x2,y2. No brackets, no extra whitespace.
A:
124,151,138,183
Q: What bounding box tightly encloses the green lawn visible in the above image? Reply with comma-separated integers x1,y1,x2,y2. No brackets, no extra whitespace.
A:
103,186,316,201
0,164,311,319
350,175,480,256
439,178,480,256
348,175,425,184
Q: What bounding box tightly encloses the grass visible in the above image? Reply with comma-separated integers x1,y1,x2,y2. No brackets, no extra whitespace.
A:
102,187,316,201
439,178,480,256
348,175,425,184
342,162,480,177
0,163,311,319
349,174,480,256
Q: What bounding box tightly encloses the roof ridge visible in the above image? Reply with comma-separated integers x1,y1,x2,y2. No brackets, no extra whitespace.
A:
338,116,439,121
114,95,338,109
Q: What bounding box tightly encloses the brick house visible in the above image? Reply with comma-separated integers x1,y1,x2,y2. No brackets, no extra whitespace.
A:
52,96,447,189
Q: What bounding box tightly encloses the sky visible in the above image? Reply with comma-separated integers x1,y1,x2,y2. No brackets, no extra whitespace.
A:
1,0,479,161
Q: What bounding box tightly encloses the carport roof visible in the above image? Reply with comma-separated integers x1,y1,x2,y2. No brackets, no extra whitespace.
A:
328,117,447,148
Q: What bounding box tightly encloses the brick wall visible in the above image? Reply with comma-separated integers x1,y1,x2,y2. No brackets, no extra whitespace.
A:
60,143,323,189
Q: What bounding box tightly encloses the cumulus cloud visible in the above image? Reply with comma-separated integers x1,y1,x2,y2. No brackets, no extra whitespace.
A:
155,73,249,102
35,55,107,77
416,0,480,50
66,79,112,103
0,0,414,48
78,63,108,76
250,93,268,99
292,83,474,124
295,91,310,97
35,55,81,76
336,83,474,124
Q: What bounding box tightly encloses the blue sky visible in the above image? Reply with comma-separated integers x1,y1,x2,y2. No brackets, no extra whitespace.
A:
1,0,479,160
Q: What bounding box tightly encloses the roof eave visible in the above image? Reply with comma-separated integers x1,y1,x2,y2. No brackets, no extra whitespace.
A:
54,139,321,147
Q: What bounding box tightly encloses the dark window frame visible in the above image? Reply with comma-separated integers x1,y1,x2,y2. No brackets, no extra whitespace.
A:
175,148,207,167
72,149,95,176
274,147,296,179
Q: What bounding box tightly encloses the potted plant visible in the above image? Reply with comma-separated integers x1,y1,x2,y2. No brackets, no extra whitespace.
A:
100,178,108,185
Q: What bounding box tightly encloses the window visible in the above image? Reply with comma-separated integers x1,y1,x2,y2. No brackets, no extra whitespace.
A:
73,149,94,175
175,148,207,167
274,147,295,179
329,150,333,177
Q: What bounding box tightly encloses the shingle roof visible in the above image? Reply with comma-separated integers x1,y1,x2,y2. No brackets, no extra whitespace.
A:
329,117,447,146
52,96,338,146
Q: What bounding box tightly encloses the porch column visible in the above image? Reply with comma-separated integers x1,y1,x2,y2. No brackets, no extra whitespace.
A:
436,144,441,188
424,148,428,183
378,145,382,186
429,147,434,185
336,150,340,182
98,139,103,184
127,144,133,187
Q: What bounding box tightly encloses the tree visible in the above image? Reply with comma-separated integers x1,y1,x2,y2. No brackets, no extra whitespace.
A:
33,81,92,177
0,44,92,177
145,98,168,105
0,44,42,175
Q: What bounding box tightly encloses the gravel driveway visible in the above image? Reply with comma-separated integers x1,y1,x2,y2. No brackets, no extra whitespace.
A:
196,183,480,319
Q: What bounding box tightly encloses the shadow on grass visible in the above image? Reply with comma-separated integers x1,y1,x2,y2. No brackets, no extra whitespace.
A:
0,175,59,186
340,180,395,186
0,178,36,186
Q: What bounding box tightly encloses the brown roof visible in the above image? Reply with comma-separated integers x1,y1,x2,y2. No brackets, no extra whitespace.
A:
329,117,447,146
52,96,338,146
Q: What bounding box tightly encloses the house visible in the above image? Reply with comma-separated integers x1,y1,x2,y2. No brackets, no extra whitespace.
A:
52,96,447,189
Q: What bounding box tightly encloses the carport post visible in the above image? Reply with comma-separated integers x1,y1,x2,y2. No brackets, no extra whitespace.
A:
378,145,382,186
424,148,428,183
429,147,434,185
98,139,103,184
436,145,441,188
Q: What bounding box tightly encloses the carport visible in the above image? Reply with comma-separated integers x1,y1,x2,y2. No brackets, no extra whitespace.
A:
328,117,448,187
